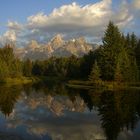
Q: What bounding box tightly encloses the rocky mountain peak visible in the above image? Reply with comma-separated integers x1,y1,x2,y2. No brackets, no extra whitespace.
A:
14,35,96,60
50,34,64,49
26,40,40,51
75,37,86,44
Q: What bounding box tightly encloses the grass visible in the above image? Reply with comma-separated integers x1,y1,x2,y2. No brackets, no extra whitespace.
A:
0,75,66,86
67,80,103,89
0,76,41,85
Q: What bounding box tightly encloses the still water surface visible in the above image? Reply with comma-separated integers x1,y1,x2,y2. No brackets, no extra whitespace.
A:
0,83,139,140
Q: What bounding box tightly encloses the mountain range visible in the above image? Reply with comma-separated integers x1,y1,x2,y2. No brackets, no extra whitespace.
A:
14,34,98,60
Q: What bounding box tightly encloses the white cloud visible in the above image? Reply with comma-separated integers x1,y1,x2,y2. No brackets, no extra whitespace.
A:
27,13,48,29
113,0,133,28
0,0,139,45
7,21,23,31
4,30,17,41
26,0,112,34
0,30,17,45
132,0,140,10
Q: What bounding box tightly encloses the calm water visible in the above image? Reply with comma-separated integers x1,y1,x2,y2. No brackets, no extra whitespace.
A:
0,83,140,140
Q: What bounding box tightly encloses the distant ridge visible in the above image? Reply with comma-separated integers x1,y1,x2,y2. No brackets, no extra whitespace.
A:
14,34,98,60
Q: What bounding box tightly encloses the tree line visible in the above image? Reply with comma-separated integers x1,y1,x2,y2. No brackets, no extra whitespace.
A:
0,21,140,83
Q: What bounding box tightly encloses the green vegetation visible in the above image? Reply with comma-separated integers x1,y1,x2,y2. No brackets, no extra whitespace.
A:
1,77,41,85
88,61,101,84
0,22,140,88
0,45,23,83
68,22,140,89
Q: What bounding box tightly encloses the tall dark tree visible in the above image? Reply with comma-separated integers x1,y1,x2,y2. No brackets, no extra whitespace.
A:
32,60,44,76
130,32,137,49
125,33,131,48
67,55,81,79
80,49,100,79
135,39,140,80
115,62,123,82
115,47,132,82
88,61,101,83
99,21,123,81
23,59,32,77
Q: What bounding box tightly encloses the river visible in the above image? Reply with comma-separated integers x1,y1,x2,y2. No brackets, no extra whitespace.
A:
0,82,139,140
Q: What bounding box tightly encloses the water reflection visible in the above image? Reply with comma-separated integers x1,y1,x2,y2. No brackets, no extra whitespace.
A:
0,85,21,116
0,83,139,140
89,90,140,140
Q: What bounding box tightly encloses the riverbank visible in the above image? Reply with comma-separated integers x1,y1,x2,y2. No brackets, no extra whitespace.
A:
1,76,140,90
0,76,66,86
0,76,41,85
67,80,140,90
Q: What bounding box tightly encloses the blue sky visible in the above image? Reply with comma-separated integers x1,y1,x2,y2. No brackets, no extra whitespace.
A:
0,0,140,44
0,1,98,25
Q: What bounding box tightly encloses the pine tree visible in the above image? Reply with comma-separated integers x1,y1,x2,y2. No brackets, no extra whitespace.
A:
23,59,32,77
115,47,139,82
99,21,123,81
131,32,137,49
126,32,138,58
125,33,131,48
115,63,123,82
0,59,9,81
88,61,101,83
126,33,139,81
135,39,140,80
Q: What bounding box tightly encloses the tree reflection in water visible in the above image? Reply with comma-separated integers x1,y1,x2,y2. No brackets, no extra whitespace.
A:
0,83,139,140
88,89,140,140
0,85,22,116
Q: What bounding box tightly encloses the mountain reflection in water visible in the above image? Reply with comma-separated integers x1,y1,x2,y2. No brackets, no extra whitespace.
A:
0,83,139,140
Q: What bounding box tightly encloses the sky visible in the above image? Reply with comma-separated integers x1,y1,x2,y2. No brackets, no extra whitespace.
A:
0,0,140,45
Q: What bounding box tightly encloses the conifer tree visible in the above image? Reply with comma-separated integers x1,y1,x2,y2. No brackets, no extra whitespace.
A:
115,48,130,82
125,33,131,47
115,63,123,82
0,59,9,81
99,21,123,81
135,39,140,80
23,59,32,77
88,61,101,83
131,32,137,49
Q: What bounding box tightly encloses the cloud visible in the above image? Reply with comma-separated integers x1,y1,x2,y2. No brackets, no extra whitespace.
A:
132,0,140,20
27,0,112,30
113,0,133,28
4,30,17,41
0,30,17,45
132,0,140,10
0,0,139,45
7,21,23,31
24,0,113,41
